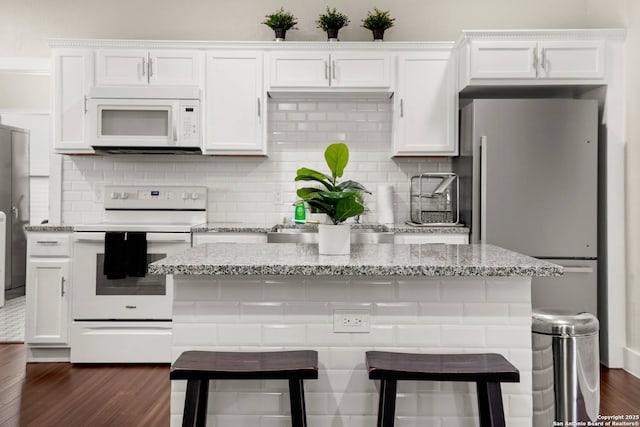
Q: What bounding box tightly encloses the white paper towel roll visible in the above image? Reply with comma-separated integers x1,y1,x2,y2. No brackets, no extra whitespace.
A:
377,184,394,225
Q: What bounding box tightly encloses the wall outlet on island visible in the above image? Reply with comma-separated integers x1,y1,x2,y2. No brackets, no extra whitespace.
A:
333,309,370,333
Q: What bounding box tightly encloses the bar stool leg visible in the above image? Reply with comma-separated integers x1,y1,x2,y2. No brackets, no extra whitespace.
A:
476,382,506,427
182,379,209,427
288,379,307,427
376,379,397,427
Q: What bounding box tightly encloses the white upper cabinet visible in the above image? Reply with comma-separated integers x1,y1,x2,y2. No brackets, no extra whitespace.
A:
204,51,265,155
52,48,94,154
267,51,391,90
393,50,457,156
96,49,201,87
459,31,609,88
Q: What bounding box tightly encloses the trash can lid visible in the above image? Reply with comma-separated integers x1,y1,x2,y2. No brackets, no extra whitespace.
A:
532,309,599,336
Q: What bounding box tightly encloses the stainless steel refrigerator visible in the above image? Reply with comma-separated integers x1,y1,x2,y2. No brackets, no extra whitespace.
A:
453,99,598,316
0,124,30,298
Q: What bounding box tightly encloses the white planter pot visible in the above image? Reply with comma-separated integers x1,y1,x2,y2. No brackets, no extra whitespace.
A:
318,223,351,255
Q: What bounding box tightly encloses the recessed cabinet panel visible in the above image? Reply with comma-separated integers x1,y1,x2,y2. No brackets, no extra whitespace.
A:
205,51,265,154
268,52,329,88
394,52,457,156
331,53,391,88
149,50,201,86
537,41,604,79
470,41,538,79
96,50,148,86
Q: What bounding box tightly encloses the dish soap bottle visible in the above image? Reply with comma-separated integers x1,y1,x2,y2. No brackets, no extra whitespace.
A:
294,201,306,224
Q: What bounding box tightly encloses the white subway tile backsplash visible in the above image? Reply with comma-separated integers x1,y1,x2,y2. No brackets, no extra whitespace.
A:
441,325,486,347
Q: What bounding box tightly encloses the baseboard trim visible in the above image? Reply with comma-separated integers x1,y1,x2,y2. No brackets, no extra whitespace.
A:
623,346,640,379
27,346,70,363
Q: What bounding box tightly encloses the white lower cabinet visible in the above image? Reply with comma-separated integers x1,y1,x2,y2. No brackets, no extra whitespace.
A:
25,232,72,361
192,232,267,246
394,233,468,244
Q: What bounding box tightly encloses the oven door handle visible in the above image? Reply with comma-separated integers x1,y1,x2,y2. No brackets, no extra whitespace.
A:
74,233,190,244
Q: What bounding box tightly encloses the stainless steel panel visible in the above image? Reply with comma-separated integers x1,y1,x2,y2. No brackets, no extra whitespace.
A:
471,99,598,257
11,129,29,290
0,128,11,290
532,259,598,316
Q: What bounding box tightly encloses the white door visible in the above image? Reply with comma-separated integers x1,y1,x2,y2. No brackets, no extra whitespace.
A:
393,52,457,156
330,53,391,88
469,41,538,79
53,49,94,153
95,50,149,86
204,51,265,154
149,50,201,86
537,41,605,79
25,259,70,344
267,52,330,88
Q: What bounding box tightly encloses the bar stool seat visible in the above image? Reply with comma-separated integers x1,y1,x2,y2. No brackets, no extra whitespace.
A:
366,351,520,427
171,350,318,427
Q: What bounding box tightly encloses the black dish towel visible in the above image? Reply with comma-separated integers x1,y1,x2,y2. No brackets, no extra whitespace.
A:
126,232,148,277
104,232,127,280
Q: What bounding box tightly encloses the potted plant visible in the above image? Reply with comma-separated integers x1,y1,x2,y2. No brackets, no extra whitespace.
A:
361,8,395,41
295,143,370,255
262,7,298,41
316,7,350,41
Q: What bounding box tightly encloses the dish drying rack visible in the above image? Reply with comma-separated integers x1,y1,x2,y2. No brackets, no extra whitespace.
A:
407,173,460,226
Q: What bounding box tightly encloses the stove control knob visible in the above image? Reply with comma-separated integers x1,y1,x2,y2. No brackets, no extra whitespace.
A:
181,192,189,200
111,192,119,200
120,192,129,200
190,192,199,200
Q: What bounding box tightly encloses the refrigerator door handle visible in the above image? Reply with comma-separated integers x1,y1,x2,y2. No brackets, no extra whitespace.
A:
562,266,595,274
479,135,488,242
11,206,18,220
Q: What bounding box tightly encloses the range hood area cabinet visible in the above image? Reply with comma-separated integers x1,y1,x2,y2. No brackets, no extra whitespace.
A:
457,31,609,89
203,51,266,155
266,51,392,91
95,50,202,87
392,50,458,156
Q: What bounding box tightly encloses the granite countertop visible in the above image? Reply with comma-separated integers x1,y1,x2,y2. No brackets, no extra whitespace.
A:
25,225,74,232
191,223,470,234
148,243,561,277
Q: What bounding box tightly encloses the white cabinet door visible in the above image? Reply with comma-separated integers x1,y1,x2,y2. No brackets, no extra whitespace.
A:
469,41,538,79
95,49,149,86
149,50,201,86
393,52,457,156
204,51,265,155
53,49,94,154
268,52,331,88
394,233,468,244
192,232,268,246
330,53,391,88
25,259,70,344
537,41,605,79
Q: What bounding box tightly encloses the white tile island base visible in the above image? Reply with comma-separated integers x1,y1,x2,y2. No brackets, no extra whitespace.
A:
170,275,533,427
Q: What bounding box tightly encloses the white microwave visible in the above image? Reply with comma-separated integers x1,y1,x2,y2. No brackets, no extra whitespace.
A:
88,89,201,154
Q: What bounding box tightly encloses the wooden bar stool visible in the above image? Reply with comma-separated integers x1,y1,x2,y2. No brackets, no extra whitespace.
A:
170,350,318,427
366,351,520,427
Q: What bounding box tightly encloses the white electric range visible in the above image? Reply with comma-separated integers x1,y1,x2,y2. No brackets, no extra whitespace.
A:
71,185,206,363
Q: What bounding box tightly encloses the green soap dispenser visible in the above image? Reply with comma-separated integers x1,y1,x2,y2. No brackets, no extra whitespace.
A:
294,201,306,224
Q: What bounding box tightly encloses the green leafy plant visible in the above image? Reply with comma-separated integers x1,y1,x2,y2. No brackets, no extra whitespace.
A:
316,7,350,31
295,143,370,225
361,8,395,30
262,7,298,31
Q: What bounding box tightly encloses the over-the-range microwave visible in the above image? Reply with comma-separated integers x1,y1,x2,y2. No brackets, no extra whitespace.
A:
87,87,201,154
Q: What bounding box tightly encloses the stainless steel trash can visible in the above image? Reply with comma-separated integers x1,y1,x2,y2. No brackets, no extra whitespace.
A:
532,309,600,426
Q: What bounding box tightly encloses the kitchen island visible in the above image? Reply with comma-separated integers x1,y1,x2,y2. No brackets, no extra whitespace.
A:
149,243,560,427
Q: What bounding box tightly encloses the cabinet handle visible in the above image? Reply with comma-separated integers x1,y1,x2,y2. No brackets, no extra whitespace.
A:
332,60,336,80
257,97,261,117
125,305,137,309
61,277,66,297
141,57,146,76
149,57,154,77
400,99,404,117
36,241,60,245
541,48,548,74
84,96,88,114
324,61,329,80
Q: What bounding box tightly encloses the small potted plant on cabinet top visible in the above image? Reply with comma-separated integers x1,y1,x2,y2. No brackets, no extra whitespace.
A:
263,7,298,41
361,8,395,41
316,7,350,41
295,143,370,255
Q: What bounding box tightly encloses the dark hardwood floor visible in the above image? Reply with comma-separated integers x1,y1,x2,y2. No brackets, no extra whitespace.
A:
1,343,639,426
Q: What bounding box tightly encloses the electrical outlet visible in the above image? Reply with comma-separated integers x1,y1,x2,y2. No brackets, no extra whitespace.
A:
333,309,370,333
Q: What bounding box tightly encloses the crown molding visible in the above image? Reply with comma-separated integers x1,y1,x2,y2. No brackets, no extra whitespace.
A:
455,28,626,46
0,57,51,75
